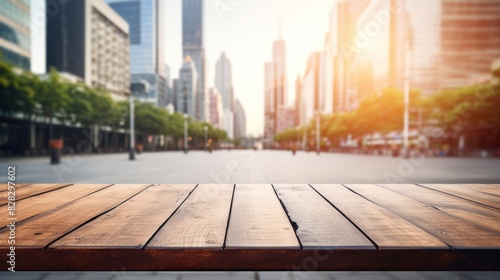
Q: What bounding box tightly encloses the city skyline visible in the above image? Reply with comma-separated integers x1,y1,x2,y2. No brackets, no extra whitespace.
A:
29,0,334,136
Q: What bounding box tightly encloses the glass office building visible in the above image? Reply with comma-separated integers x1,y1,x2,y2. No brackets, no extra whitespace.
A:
0,0,30,70
182,0,207,121
107,0,167,107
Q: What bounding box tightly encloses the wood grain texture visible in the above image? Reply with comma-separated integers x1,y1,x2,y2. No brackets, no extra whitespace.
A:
378,184,500,233
3,248,500,271
51,184,195,249
148,184,234,249
0,184,112,227
225,184,299,249
311,184,447,249
344,184,500,249
452,184,500,197
273,184,374,249
0,183,72,205
421,184,500,209
0,183,31,192
0,184,151,249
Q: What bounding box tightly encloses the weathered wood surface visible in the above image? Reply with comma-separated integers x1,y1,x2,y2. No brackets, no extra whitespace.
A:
311,184,448,249
0,183,71,205
0,183,499,271
420,184,500,209
148,184,233,249
225,184,299,249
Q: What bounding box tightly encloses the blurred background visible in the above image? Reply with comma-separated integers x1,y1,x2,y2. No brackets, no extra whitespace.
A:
1,0,500,183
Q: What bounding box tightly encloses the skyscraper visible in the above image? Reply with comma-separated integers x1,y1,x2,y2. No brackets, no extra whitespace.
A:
264,32,288,140
176,56,198,119
438,0,500,89
234,99,246,138
107,0,167,106
0,0,30,70
334,0,370,112
215,52,234,139
182,0,207,121
46,0,130,99
209,88,224,129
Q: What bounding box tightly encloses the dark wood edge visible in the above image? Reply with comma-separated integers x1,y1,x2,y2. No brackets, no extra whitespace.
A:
1,248,499,271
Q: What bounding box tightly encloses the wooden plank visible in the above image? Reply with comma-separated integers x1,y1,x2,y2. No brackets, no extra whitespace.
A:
273,184,374,249
0,183,72,205
51,184,196,249
456,184,500,197
311,184,447,249
344,184,500,249
3,248,500,271
225,184,299,249
378,184,500,233
0,184,113,227
421,184,500,209
0,184,151,249
0,183,31,192
148,184,234,249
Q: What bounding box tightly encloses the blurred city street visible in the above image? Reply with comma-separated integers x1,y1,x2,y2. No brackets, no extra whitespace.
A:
2,150,499,184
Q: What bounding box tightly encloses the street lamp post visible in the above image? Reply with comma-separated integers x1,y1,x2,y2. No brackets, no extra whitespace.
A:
402,37,412,158
204,126,208,152
184,114,188,154
129,93,135,160
129,81,150,161
316,111,320,155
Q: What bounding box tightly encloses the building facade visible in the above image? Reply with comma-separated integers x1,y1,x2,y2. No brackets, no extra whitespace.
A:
0,0,30,70
234,99,246,138
176,56,198,119
209,88,223,129
439,0,500,89
183,0,207,121
264,34,288,140
300,52,320,126
46,0,130,99
107,0,166,106
215,52,234,138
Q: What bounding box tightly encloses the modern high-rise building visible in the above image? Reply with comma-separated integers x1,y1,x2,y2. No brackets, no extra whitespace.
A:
215,52,234,138
264,61,276,139
46,0,130,99
438,0,500,89
406,0,441,95
346,0,409,106
299,52,320,126
334,0,370,112
264,33,288,139
176,56,198,119
182,0,207,121
0,0,30,70
209,88,223,129
234,99,246,138
107,0,166,106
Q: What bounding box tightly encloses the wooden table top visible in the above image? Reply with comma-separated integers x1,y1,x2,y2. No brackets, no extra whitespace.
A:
1,183,499,271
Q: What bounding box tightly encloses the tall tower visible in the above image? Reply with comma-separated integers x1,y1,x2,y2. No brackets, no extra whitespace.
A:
182,0,207,121
107,0,166,106
264,28,287,141
0,0,30,70
215,52,234,139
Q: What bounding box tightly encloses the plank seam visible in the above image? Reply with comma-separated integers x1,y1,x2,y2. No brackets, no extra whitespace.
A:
271,184,303,250
309,184,379,250
44,184,155,250
222,184,236,250
0,183,74,206
344,184,454,250
142,184,199,250
416,184,500,211
0,184,115,230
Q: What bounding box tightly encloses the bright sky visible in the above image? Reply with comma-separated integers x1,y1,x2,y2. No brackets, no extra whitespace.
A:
30,0,335,136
